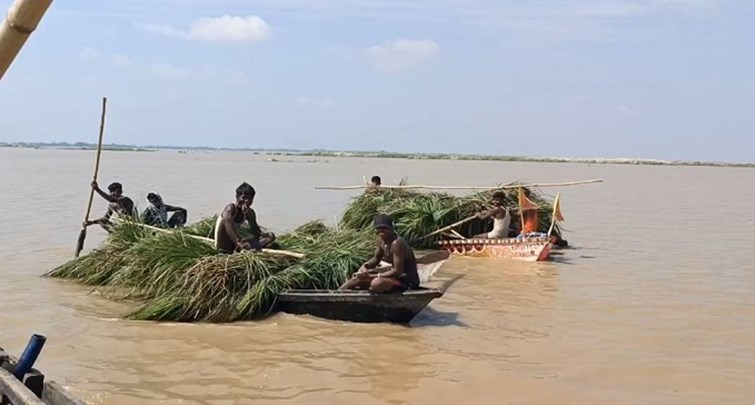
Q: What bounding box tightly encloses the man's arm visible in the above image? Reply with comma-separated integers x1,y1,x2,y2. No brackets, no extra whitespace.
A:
92,182,117,203
164,204,186,213
377,240,405,278
85,207,113,226
245,209,262,238
476,207,495,220
362,245,383,270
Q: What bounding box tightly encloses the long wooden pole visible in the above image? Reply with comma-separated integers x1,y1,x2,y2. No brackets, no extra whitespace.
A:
74,97,107,257
0,0,54,81
409,214,478,244
315,179,603,190
134,222,306,259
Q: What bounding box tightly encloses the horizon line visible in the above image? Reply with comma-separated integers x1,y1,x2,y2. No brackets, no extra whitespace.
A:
1,140,753,168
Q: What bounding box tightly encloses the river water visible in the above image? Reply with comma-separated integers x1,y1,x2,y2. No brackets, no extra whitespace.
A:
0,148,753,404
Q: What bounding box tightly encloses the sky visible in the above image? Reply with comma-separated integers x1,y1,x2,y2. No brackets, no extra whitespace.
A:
1,0,754,162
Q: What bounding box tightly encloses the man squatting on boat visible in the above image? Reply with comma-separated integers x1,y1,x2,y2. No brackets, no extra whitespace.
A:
339,214,421,293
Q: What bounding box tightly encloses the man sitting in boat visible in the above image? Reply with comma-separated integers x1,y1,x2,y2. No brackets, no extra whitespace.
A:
370,175,381,187
339,213,420,293
82,181,136,231
472,191,512,239
141,192,187,228
213,182,276,253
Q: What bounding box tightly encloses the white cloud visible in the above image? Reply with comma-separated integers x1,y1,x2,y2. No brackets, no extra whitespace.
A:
367,39,440,73
296,96,343,108
140,15,271,43
79,46,99,60
150,63,191,79
109,53,133,67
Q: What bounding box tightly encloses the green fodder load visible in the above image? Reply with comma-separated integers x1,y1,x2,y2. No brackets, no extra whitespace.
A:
339,185,562,247
45,183,561,322
45,219,374,322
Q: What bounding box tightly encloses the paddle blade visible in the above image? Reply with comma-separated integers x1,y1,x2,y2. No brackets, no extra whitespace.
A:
418,261,446,283
74,228,87,257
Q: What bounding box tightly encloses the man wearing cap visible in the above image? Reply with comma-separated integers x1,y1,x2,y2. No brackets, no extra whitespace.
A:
142,192,187,228
339,213,420,293
83,181,136,231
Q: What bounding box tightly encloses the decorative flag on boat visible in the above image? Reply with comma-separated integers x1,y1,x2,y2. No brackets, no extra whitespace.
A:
517,187,538,211
552,193,564,222
547,192,564,236
517,187,539,234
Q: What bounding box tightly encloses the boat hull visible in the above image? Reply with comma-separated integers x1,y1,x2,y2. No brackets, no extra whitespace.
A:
276,288,443,323
437,236,553,262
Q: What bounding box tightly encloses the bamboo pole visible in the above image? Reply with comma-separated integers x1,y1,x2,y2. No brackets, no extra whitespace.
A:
0,0,54,81
315,179,603,190
75,97,107,257
134,222,306,259
410,214,478,243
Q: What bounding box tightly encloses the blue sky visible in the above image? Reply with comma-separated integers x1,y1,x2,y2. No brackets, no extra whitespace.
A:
1,0,753,162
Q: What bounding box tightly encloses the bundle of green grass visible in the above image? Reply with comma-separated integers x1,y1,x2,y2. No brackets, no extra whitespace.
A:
339,186,563,246
45,184,561,322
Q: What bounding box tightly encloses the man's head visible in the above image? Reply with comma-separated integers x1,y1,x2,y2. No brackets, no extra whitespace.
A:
108,182,123,198
491,191,506,206
371,175,381,186
235,182,256,207
147,192,163,207
373,213,395,241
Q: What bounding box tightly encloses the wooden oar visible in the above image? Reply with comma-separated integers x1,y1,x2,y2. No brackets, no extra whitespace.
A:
74,97,107,257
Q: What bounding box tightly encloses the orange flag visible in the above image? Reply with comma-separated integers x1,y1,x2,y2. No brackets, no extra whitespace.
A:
518,187,538,211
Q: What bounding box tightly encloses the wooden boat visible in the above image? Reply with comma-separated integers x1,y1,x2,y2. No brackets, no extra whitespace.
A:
436,235,554,262
1,348,84,405
276,287,443,323
275,249,449,323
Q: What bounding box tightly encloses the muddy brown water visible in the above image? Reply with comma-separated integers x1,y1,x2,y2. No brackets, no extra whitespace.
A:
1,148,753,404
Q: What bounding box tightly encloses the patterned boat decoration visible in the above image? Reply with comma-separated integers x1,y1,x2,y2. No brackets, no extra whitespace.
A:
436,236,553,262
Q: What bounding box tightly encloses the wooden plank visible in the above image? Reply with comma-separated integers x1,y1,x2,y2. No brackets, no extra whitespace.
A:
0,367,45,405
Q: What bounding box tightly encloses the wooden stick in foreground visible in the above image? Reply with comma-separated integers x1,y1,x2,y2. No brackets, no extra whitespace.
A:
0,0,55,81
315,179,603,190
135,222,306,259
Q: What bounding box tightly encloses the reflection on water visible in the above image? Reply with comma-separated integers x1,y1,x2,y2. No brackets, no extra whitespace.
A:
1,149,755,404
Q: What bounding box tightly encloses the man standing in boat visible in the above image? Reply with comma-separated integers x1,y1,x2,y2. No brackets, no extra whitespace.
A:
214,182,276,253
339,213,420,293
473,191,512,239
83,181,136,231
142,192,188,228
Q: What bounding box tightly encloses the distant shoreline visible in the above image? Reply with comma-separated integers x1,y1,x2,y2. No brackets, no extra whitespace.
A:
1,141,752,168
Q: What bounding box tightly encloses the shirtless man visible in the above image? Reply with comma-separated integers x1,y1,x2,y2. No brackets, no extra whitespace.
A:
339,214,420,293
214,182,276,253
473,191,512,239
83,181,136,230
